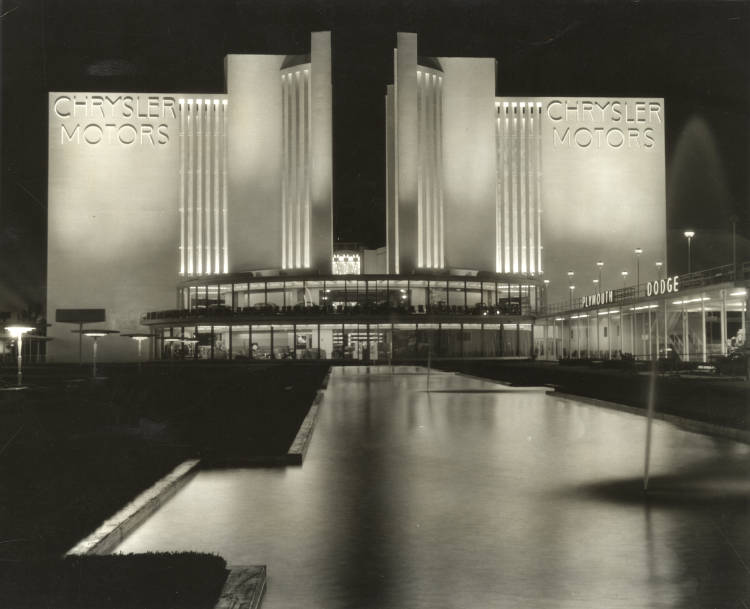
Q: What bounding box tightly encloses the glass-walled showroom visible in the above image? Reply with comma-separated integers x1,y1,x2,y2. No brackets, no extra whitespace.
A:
156,322,534,361
170,276,538,316
533,285,747,362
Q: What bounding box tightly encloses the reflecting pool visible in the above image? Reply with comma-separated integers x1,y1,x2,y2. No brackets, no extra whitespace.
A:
117,366,750,608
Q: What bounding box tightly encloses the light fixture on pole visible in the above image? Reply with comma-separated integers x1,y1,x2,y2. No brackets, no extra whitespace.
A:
73,329,119,378
121,333,155,373
569,285,575,309
684,230,695,274
634,248,643,295
621,270,629,289
729,214,738,276
596,261,604,291
543,279,550,309
655,261,663,279
5,325,35,387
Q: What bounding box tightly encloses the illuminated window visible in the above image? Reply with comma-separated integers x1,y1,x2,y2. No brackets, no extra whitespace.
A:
332,253,361,275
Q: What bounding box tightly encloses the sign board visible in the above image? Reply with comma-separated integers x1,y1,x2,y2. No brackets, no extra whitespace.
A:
55,309,106,323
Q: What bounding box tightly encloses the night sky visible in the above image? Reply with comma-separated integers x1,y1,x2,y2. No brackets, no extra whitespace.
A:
1,0,749,313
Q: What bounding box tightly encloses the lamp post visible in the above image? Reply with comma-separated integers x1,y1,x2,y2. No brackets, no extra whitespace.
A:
633,248,642,294
121,333,154,373
569,285,575,310
684,230,695,274
543,279,550,310
73,329,119,378
655,261,663,279
5,325,34,387
730,214,738,277
596,261,604,292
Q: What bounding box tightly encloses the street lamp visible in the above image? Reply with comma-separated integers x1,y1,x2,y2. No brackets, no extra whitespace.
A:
569,285,575,309
730,214,738,276
596,261,604,291
73,329,119,378
634,248,643,296
5,325,34,387
621,270,629,290
543,279,550,309
684,230,695,274
655,261,663,279
121,333,154,373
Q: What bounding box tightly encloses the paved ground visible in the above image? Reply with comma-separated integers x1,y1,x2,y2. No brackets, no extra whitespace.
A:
117,366,750,608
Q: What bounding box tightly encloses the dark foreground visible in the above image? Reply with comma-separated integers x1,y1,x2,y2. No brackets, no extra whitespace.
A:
0,362,328,562
436,359,750,432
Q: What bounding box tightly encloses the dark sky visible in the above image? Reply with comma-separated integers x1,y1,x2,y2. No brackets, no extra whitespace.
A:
2,0,749,312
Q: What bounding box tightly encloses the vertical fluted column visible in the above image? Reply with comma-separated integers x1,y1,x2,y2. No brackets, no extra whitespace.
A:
281,74,289,269
535,102,543,274
303,68,311,268
204,101,212,275
416,70,424,268
520,104,528,273
502,105,513,273
196,99,203,274
186,100,194,275
528,105,536,274
179,99,186,275
213,101,220,273
221,99,228,273
437,75,444,269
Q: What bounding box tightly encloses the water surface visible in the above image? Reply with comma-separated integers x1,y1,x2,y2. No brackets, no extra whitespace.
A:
117,366,750,608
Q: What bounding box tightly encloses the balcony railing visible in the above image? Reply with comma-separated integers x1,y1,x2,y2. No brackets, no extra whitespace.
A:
143,301,529,324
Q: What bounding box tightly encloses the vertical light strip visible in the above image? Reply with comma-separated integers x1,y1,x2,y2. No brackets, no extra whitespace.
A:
222,99,229,273
528,105,536,274
204,100,212,275
213,100,220,273
511,103,518,273
503,102,512,273
437,76,443,268
290,72,298,268
536,102,543,274
431,74,439,268
519,103,527,274
424,73,432,268
416,70,423,268
186,100,194,276
303,69,311,268
495,110,501,272
281,74,289,269
295,71,302,269
196,99,203,275
428,73,432,267
178,99,185,275
437,76,444,269
385,91,391,272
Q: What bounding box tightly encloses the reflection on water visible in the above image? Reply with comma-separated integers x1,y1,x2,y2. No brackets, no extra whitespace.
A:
117,366,750,608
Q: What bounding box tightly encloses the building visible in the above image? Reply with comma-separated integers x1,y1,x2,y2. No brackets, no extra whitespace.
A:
47,33,333,361
534,264,748,365
385,33,667,297
45,32,743,365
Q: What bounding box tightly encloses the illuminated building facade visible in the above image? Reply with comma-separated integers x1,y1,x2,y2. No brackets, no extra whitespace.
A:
386,33,667,299
46,31,697,364
47,33,333,362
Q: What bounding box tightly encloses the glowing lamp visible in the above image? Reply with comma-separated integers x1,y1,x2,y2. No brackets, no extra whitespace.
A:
121,333,155,372
72,329,119,378
5,325,35,387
